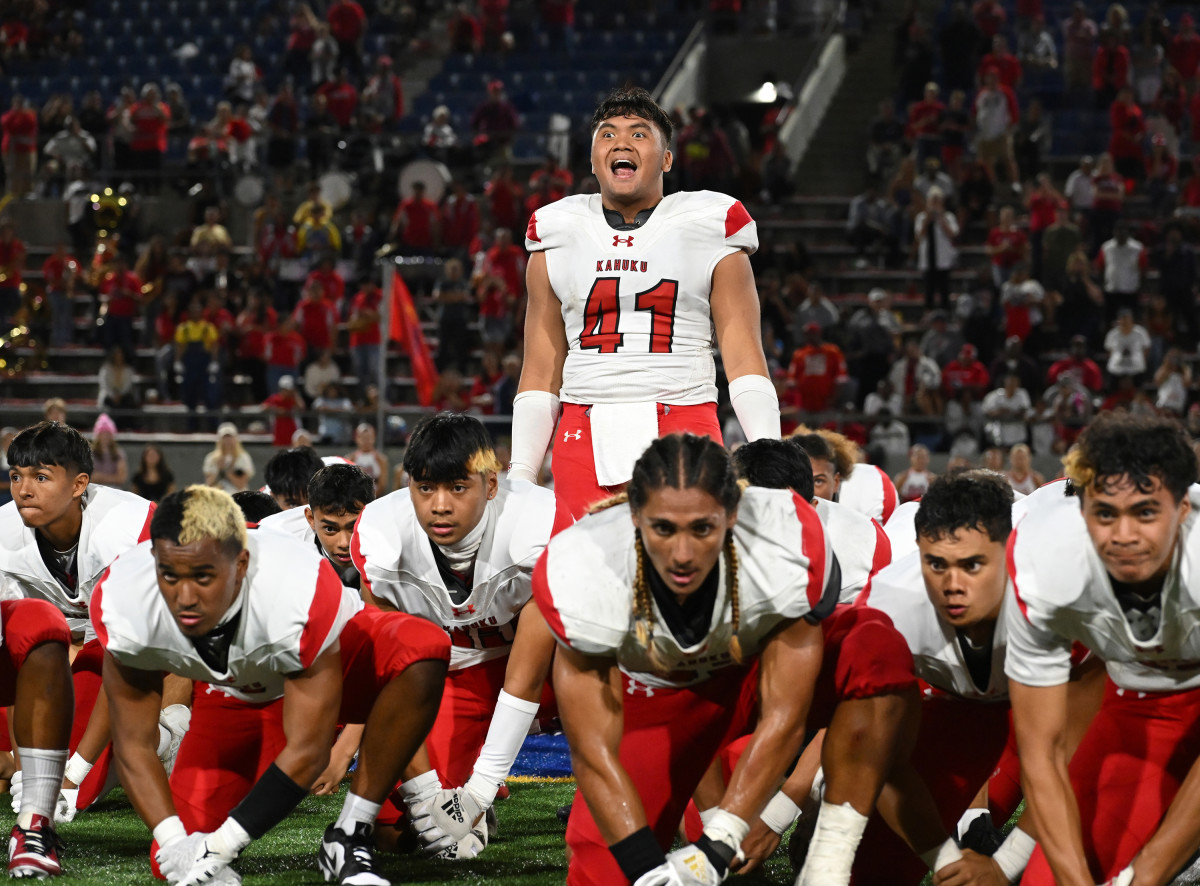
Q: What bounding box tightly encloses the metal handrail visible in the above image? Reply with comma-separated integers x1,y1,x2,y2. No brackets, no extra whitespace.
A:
651,20,706,103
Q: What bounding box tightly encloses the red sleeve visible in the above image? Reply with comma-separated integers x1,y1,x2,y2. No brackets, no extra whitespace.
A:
298,558,344,668
876,466,898,522
137,502,156,543
89,569,112,650
793,494,828,612
724,200,753,238
531,549,570,646
525,212,540,243
348,512,373,597
858,518,892,602
1006,527,1031,622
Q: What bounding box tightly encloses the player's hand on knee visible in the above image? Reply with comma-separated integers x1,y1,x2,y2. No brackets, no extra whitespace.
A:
729,818,781,875
664,844,729,885
931,849,1008,886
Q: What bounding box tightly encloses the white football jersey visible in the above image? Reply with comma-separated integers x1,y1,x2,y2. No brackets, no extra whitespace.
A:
814,497,891,603
351,479,556,670
526,191,757,406
0,485,155,640
1006,482,1200,692
864,551,1010,702
884,482,1049,561
534,487,835,689
837,464,899,524
92,529,360,702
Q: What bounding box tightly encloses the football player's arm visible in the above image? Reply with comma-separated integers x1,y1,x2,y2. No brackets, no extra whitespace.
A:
103,652,175,831
1009,679,1092,886
711,250,780,441
311,722,364,795
553,644,646,842
510,251,565,483
276,645,343,789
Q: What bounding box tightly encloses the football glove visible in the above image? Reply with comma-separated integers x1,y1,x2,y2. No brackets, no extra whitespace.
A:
631,862,686,886
9,771,79,824
1101,868,1134,886
165,818,250,886
664,843,727,886
398,770,488,859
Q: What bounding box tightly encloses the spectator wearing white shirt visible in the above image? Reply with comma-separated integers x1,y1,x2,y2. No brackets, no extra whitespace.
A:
982,373,1032,447
868,407,911,469
1000,263,1046,344
1063,155,1095,226
1104,308,1152,382
1019,15,1059,69
913,186,959,310
1095,221,1147,323
302,347,341,403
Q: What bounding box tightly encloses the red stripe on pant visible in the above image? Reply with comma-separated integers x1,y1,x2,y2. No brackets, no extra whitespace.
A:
550,402,722,535
1021,679,1200,884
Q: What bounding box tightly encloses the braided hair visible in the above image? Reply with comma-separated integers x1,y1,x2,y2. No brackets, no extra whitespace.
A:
627,434,744,670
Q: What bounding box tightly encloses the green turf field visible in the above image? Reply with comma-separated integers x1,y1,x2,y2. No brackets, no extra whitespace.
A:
49,782,798,884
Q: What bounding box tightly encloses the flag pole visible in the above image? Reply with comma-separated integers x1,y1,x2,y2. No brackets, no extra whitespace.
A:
377,259,392,446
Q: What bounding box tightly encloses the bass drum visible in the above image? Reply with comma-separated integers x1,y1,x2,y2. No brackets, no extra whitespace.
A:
319,170,355,210
397,159,452,203
233,174,265,207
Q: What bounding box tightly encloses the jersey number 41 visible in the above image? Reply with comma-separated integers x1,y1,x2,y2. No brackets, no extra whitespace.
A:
580,277,680,354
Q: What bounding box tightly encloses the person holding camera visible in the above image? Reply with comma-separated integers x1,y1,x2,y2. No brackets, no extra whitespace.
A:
202,423,255,493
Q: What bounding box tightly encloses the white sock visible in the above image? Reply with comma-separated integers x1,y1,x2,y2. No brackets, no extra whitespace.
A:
795,800,869,886
16,748,67,828
156,723,172,758
336,792,381,835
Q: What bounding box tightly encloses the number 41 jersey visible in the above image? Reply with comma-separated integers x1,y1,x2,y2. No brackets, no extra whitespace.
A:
526,191,757,406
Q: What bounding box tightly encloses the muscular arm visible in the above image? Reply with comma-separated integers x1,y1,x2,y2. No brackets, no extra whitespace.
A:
720,618,822,821
553,644,645,843
710,251,769,383
500,600,556,704
277,646,343,790
516,251,567,396
1009,679,1091,886
103,652,174,830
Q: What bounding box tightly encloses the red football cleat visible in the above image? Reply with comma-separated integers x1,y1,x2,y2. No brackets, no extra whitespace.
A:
8,814,62,879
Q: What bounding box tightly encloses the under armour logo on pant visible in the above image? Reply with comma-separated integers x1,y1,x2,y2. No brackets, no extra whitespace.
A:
563,430,582,441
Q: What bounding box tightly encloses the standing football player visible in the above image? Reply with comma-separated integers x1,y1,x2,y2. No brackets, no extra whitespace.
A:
536,434,829,885
511,87,780,529
1008,412,1200,884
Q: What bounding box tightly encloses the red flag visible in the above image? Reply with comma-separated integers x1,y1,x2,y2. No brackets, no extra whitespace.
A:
388,270,439,407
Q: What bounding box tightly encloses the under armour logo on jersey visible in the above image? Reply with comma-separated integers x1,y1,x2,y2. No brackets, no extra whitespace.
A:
612,235,634,247
563,430,582,442
451,604,476,616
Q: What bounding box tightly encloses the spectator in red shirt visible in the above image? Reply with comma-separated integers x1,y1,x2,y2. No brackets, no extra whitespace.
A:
441,179,480,258
42,242,79,347
978,35,1023,89
234,290,277,401
305,255,346,307
906,82,945,165
128,83,170,192
483,226,526,307
284,3,319,87
1024,172,1066,281
1168,13,1200,88
1108,86,1145,180
317,68,358,129
448,3,483,53
346,278,382,396
788,324,848,413
1092,29,1130,108
203,290,236,359
471,81,521,158
1047,335,1103,391
985,205,1028,288
0,219,25,325
99,255,142,361
523,175,557,227
485,163,523,234
972,0,1006,43
263,374,302,446
528,154,573,202
941,343,990,403
327,0,366,79
264,314,307,393
291,278,339,356
1,95,38,197
389,180,442,254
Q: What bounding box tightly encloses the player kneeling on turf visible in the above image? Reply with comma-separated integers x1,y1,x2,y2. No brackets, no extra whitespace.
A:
93,486,450,886
535,433,829,886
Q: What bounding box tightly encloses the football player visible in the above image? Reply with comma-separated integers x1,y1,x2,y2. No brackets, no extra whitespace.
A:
1008,412,1200,884
351,413,557,853
535,434,828,885
93,486,451,886
791,429,899,524
511,87,780,530
0,421,188,819
260,446,327,511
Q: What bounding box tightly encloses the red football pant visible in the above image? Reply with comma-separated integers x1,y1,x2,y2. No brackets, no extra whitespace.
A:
0,599,72,708
565,666,757,886
551,402,722,534
1021,679,1200,884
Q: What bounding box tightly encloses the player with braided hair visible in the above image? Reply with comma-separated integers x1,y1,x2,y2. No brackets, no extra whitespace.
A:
534,433,834,886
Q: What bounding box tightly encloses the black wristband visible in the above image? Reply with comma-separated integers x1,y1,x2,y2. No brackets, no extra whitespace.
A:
229,763,309,839
695,834,734,877
609,826,665,882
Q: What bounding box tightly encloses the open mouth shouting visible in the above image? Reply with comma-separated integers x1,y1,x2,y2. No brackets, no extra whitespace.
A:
611,158,638,180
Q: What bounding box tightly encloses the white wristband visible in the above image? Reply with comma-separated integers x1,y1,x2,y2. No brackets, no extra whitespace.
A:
152,815,187,848
212,816,253,855
760,790,801,835
728,374,780,442
701,808,750,856
469,689,542,806
919,836,962,872
992,827,1036,882
397,768,441,801
509,390,560,483
64,752,93,787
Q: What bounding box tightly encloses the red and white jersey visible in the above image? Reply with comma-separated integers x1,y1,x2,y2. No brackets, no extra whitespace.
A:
1006,483,1200,693
534,487,833,689
0,485,154,639
257,506,317,545
885,483,1051,561
837,464,899,524
91,529,359,702
351,479,555,670
814,497,891,603
526,191,757,406
863,551,1010,702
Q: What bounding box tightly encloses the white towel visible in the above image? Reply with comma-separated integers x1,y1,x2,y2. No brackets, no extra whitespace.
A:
589,402,660,487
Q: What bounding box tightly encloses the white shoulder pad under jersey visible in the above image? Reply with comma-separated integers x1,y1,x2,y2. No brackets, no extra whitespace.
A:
526,191,757,406
0,485,154,640
534,486,833,689
258,506,316,545
1006,486,1200,693
863,551,1010,701
883,500,921,561
838,465,899,524
351,478,556,669
814,497,891,603
92,530,358,702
